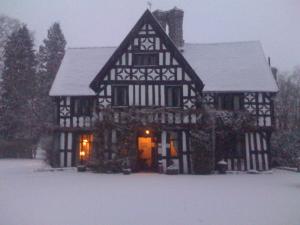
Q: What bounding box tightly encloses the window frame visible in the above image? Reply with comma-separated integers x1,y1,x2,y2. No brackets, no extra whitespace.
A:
112,85,129,107
132,52,159,67
165,85,183,108
72,97,94,117
216,93,243,111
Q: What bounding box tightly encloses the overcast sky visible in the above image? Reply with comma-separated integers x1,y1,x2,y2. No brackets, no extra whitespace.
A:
0,0,299,71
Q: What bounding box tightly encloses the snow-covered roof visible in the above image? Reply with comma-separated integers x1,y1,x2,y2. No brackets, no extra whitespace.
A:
49,47,115,96
183,41,278,92
49,41,278,96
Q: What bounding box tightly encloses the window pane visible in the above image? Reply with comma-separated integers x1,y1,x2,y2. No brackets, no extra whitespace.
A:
167,87,173,107
79,134,93,161
166,86,181,107
169,132,178,157
113,86,128,106
224,95,233,110
233,96,240,110
173,88,181,107
133,53,158,66
217,94,242,110
73,98,92,116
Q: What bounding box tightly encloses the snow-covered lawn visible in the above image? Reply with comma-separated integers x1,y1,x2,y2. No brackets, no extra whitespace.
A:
0,159,300,225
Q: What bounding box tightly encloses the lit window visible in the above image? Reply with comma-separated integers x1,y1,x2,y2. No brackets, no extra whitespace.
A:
133,53,158,66
165,86,182,107
112,86,128,106
79,134,93,160
169,132,178,157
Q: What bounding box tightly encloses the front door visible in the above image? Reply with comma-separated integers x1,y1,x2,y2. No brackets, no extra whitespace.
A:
138,137,156,171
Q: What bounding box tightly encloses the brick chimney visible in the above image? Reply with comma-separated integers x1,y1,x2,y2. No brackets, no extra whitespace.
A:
152,10,168,31
153,7,184,49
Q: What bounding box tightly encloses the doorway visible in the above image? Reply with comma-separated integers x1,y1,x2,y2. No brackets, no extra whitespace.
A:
137,137,157,171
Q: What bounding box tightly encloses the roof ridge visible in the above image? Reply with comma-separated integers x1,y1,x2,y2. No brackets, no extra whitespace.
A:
185,40,260,46
68,46,117,50
68,41,261,50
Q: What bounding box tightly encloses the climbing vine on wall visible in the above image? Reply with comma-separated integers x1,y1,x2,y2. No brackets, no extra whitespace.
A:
90,106,254,174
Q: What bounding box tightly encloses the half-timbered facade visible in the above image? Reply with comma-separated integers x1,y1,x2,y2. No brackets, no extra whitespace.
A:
49,8,278,173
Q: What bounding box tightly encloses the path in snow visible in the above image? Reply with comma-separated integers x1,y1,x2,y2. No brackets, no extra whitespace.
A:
0,159,299,225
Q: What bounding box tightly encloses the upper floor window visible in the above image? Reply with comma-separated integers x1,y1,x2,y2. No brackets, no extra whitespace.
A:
165,86,182,107
112,86,128,106
132,53,158,66
217,94,242,110
73,98,93,116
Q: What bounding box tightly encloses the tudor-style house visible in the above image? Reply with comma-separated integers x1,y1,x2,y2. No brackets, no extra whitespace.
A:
49,8,278,173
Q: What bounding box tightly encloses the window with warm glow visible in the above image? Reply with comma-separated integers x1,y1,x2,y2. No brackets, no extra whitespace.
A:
79,134,93,160
169,132,178,157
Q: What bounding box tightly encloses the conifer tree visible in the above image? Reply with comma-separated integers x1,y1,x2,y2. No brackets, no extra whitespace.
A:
36,22,66,126
0,15,21,77
0,25,37,140
37,22,66,92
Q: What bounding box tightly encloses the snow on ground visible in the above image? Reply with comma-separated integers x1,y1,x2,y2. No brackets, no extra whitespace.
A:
0,159,299,225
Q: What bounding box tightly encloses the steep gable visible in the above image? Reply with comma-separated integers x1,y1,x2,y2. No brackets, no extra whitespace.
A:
89,9,204,93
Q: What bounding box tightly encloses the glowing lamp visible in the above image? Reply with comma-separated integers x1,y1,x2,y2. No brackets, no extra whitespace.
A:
80,151,85,157
145,130,150,135
82,139,88,146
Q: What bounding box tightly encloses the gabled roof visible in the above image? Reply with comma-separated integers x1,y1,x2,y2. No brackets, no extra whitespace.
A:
49,41,278,96
49,47,115,96
89,9,204,93
183,41,278,92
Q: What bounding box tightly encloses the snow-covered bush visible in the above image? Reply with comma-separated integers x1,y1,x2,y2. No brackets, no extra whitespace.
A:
271,129,300,167
191,129,214,174
0,139,34,158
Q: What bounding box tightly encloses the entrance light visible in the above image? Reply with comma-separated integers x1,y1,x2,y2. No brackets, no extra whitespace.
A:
80,151,86,157
145,130,150,135
82,139,88,146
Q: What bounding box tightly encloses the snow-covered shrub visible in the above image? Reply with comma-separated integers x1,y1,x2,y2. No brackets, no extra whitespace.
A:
40,134,59,167
0,139,34,158
271,129,300,167
190,130,214,174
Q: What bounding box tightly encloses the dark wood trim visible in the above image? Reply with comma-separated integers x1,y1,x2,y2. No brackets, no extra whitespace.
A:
90,9,204,93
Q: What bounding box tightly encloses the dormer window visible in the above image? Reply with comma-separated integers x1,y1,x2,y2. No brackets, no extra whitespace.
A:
133,53,158,66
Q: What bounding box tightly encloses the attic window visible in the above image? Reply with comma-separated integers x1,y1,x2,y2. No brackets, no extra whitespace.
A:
133,53,158,66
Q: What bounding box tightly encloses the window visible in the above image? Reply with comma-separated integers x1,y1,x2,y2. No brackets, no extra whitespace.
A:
217,94,242,110
79,134,93,161
112,86,128,106
133,53,158,66
234,135,244,158
228,134,244,158
167,131,179,167
165,86,182,107
73,98,93,116
169,132,178,158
